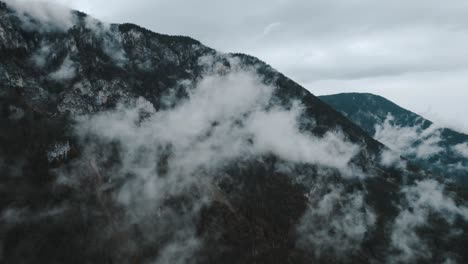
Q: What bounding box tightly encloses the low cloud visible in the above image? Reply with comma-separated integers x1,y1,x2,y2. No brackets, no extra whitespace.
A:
297,184,376,259
1,206,67,225
379,148,406,169
32,42,52,68
374,114,443,159
4,0,75,32
453,143,468,159
49,56,76,81
50,60,361,262
389,179,468,263
84,16,128,65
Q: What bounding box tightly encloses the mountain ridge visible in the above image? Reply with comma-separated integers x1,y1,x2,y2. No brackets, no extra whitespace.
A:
320,92,468,183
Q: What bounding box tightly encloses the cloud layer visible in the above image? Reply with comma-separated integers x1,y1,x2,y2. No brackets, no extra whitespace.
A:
390,179,468,263
374,114,443,160
4,0,75,31
49,62,362,262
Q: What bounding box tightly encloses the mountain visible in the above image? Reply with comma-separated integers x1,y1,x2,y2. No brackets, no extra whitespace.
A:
1,2,467,264
320,93,468,183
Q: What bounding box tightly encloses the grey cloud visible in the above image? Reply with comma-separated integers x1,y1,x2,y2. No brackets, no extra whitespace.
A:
49,56,76,81
52,59,362,262
7,105,25,120
389,180,468,263
32,42,52,67
84,16,128,65
453,143,468,159
154,234,201,264
71,62,360,184
297,184,376,259
374,114,443,159
379,148,406,169
4,0,75,31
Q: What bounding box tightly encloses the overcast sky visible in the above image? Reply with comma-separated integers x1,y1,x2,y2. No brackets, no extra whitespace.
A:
15,0,468,132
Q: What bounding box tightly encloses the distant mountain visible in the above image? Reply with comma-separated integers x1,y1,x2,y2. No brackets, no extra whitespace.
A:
320,93,468,183
1,1,467,263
